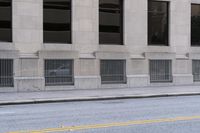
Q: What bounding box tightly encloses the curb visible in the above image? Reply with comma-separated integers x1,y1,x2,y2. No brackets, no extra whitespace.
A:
0,92,200,106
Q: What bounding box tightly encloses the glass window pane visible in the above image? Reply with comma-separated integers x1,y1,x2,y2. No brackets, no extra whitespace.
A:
99,0,123,44
0,0,12,42
148,1,169,45
43,0,71,43
191,4,200,46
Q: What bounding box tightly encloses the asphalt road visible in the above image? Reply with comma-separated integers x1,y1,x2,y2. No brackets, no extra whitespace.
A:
1,96,200,133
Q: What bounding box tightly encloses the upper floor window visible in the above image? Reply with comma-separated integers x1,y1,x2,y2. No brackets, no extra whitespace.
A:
43,0,71,43
99,0,123,45
0,0,12,42
191,4,200,46
148,0,169,46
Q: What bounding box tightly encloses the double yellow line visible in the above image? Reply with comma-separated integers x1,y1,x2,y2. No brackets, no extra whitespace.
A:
8,116,200,133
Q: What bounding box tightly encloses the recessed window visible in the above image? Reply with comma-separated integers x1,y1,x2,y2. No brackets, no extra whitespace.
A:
0,0,12,42
192,60,200,82
99,0,123,45
191,4,200,46
0,59,13,87
149,60,172,83
43,0,71,43
100,60,126,84
148,0,169,46
45,60,73,86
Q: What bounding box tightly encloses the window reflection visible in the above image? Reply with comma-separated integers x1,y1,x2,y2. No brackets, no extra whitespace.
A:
99,0,123,44
45,60,73,86
148,1,169,45
43,0,71,43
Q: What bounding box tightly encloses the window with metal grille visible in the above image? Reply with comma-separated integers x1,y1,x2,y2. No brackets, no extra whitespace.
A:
0,0,12,42
99,0,123,45
0,59,13,87
45,60,73,86
43,0,71,43
149,60,172,83
100,60,126,84
148,0,169,46
192,60,200,82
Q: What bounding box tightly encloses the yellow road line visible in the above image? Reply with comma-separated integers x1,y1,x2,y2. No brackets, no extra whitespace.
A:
8,116,200,133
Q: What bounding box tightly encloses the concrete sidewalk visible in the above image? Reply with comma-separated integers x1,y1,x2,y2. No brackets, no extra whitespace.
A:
0,85,200,105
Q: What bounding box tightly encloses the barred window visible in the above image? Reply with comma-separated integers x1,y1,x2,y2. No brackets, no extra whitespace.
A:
0,59,13,87
149,60,172,83
192,60,200,82
45,60,73,86
0,0,12,42
100,60,126,84
99,0,123,44
43,0,71,43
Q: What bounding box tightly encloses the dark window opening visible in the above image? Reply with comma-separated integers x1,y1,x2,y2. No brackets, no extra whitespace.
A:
149,60,172,83
0,0,12,42
100,60,126,84
191,4,200,46
0,59,13,87
99,0,123,44
45,60,73,86
43,0,71,43
148,0,169,46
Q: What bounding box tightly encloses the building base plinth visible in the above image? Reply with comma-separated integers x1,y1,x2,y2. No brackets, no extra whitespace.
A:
173,74,193,85
75,76,101,89
127,75,149,87
15,77,45,92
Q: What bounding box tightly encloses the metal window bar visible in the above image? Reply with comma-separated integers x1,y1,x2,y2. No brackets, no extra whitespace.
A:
0,59,13,87
150,60,172,83
101,60,126,84
45,60,73,86
193,60,200,82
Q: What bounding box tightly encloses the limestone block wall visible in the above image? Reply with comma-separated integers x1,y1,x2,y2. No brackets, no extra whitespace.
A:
0,0,200,92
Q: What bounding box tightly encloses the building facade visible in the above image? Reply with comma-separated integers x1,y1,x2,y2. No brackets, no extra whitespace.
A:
0,0,200,92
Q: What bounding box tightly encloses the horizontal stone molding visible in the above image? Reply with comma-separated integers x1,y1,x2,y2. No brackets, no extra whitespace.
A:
145,52,176,60
79,53,96,59
176,54,189,60
14,77,44,80
95,51,130,59
75,76,101,79
130,54,145,60
127,75,149,78
19,53,39,59
0,50,19,59
173,74,193,77
39,50,79,59
189,53,200,60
